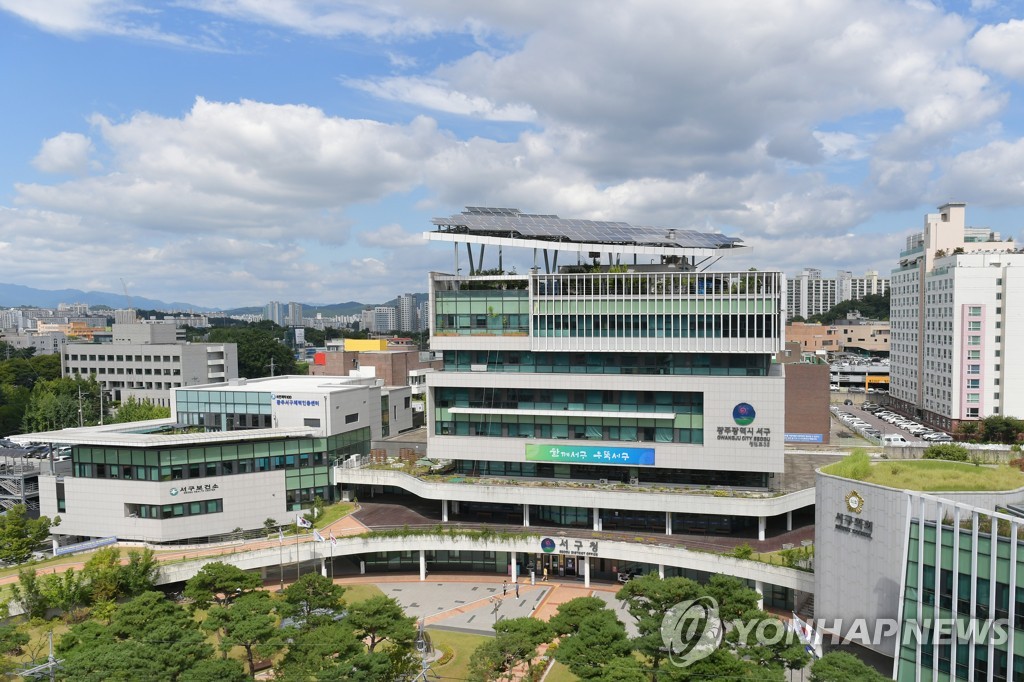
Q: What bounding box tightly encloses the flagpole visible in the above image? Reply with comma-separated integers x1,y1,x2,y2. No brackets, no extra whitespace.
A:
295,517,301,583
278,528,284,592
330,537,335,581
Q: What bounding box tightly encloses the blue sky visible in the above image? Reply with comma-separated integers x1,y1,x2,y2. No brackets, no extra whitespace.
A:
2,1,1024,309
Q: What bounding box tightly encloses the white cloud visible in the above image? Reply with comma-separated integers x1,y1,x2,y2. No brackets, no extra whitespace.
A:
968,19,1024,80
347,77,536,122
931,138,1024,206
32,132,95,175
357,224,428,249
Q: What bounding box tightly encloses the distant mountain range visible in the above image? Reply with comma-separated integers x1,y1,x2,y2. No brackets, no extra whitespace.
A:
0,282,428,318
0,282,214,312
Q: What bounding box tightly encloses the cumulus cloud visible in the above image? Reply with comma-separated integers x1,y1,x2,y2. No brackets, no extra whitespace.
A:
931,138,1024,206
357,224,428,249
347,77,536,122
968,19,1024,80
32,132,95,175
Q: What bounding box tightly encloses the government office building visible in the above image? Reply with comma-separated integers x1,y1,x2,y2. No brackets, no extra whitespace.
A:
31,376,396,545
336,208,810,588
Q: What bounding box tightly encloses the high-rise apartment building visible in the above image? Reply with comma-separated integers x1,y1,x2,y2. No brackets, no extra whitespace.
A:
786,268,889,320
373,306,397,333
286,301,303,327
889,202,1023,431
397,293,418,333
264,301,285,326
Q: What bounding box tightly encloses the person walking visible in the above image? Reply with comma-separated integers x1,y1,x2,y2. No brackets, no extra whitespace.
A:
515,581,520,598
502,580,507,596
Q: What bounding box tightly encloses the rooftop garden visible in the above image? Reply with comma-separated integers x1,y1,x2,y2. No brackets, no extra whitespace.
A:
823,450,1024,492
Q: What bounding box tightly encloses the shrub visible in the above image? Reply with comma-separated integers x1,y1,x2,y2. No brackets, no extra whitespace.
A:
922,443,970,462
731,543,754,560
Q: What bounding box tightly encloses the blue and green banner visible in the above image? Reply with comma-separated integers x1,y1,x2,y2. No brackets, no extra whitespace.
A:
525,443,655,466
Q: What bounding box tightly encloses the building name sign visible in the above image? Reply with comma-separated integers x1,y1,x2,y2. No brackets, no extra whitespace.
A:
525,444,655,466
834,513,873,539
274,397,321,407
716,426,772,448
169,483,220,496
540,537,600,557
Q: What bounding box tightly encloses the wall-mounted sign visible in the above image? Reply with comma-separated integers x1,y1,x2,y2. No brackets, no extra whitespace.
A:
834,512,873,539
169,483,220,496
732,403,756,426
845,490,864,514
716,426,771,448
274,398,321,407
525,444,655,466
539,537,600,557
785,433,824,443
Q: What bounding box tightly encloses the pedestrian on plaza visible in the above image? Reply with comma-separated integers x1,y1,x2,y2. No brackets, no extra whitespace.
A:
543,567,548,582
502,580,507,596
515,581,520,598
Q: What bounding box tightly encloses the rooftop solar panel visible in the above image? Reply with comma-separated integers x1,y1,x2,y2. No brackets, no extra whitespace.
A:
431,207,741,249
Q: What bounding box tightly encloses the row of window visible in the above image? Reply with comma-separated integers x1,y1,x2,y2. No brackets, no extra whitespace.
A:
68,354,181,362
126,499,223,519
75,452,333,481
435,387,702,412
440,351,770,376
530,314,778,339
452,460,768,487
436,418,702,444
68,367,182,376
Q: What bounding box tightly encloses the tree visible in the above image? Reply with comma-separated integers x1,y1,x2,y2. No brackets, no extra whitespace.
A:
493,617,553,647
183,561,262,609
724,608,809,675
83,547,122,604
594,656,648,682
180,657,249,682
281,572,347,628
0,623,30,676
468,629,539,682
121,547,159,596
346,594,417,653
555,609,632,680
811,651,889,681
207,327,297,378
110,396,171,423
548,596,609,636
616,574,703,674
202,591,285,678
276,622,364,680
0,383,30,436
0,504,57,564
979,415,1024,444
9,568,49,619
21,375,104,431
42,568,91,621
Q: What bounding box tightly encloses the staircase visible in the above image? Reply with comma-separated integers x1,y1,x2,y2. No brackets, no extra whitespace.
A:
796,594,815,619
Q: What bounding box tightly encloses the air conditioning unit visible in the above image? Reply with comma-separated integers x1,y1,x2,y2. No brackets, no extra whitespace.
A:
629,477,639,485
598,478,609,485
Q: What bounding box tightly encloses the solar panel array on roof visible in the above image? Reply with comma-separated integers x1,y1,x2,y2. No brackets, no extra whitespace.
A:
432,207,741,249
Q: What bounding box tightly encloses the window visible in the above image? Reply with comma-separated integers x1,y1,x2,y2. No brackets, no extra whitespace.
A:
967,350,980,360
303,418,321,427
968,335,981,345
967,394,980,404
969,306,982,316
968,321,981,331
967,379,980,389
345,413,359,424
967,365,981,375
967,408,980,418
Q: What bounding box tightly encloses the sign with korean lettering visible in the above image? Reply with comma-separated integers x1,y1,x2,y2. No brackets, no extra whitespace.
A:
834,512,873,539
539,537,600,557
169,483,220,496
272,395,321,407
525,444,655,466
716,425,772,448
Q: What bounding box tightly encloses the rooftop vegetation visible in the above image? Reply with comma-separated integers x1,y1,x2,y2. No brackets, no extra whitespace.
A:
823,450,1024,492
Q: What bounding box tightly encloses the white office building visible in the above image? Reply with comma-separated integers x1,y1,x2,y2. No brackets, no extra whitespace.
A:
786,268,889,320
373,306,397,333
397,293,418,333
889,202,1023,432
62,323,239,407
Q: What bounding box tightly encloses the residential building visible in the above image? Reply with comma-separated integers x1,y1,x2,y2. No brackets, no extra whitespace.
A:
0,331,67,356
264,301,286,326
287,301,303,327
787,319,890,357
62,323,239,407
29,376,387,543
114,308,138,324
786,268,889,320
889,202,1022,431
397,293,418,333
776,342,830,444
373,306,397,334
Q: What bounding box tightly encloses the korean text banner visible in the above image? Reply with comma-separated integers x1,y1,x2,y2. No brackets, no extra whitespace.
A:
525,444,655,466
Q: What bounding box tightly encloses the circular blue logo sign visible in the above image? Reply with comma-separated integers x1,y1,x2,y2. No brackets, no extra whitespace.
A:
540,538,556,553
732,403,756,426
169,488,179,496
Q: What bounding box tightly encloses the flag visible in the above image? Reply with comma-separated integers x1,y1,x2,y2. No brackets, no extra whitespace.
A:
791,613,822,659
296,515,312,529
329,531,337,547
313,528,325,543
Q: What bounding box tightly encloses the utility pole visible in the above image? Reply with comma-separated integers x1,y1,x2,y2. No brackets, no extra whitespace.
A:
267,357,276,377
17,630,62,680
77,387,84,427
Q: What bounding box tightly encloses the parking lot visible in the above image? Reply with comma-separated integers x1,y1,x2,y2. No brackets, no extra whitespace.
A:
830,402,952,445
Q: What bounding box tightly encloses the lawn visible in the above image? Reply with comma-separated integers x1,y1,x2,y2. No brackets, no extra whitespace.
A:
340,582,384,604
546,660,581,681
427,628,489,681
824,452,1024,491
314,501,356,529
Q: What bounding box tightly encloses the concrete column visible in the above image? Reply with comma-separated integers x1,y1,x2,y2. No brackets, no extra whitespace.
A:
511,553,518,582
583,557,591,588
442,499,449,523
658,564,665,579
419,549,426,581
523,504,530,527
360,560,365,575
320,558,327,577
755,580,764,610
758,516,767,542
786,511,793,532
260,566,268,579
666,511,673,535
593,507,600,531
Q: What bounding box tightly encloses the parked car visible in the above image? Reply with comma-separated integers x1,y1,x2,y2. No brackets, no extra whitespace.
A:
882,434,908,445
